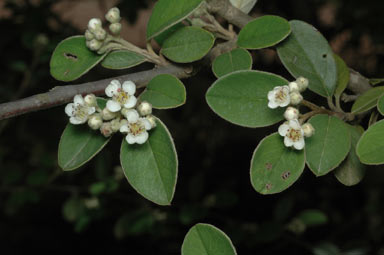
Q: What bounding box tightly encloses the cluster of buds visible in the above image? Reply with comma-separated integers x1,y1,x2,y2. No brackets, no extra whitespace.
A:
85,7,122,52
65,80,157,145
267,77,314,150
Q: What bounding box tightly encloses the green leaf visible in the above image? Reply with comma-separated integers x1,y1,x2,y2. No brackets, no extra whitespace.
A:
370,78,384,86
96,97,107,110
356,119,384,165
50,36,106,82
182,223,237,255
237,15,291,50
276,20,337,97
305,114,351,176
333,54,350,99
212,48,253,78
334,125,366,186
58,124,111,171
139,74,186,109
155,22,185,47
114,211,154,239
297,209,328,227
250,133,305,195
206,70,287,128
101,50,146,69
161,26,215,63
351,86,384,114
377,94,384,115
146,0,203,40
120,118,178,205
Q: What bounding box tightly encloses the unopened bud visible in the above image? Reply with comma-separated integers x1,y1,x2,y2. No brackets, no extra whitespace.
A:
85,30,94,41
84,94,97,107
284,107,299,120
302,123,315,137
288,81,300,92
102,108,118,121
296,77,309,92
88,114,103,130
87,39,103,51
100,122,113,137
121,108,139,123
111,118,122,132
93,28,107,41
146,115,157,128
105,7,121,24
88,18,102,32
109,23,122,35
137,101,152,116
289,92,303,105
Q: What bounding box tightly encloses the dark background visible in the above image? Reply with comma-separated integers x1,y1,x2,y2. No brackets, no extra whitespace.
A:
1,0,384,254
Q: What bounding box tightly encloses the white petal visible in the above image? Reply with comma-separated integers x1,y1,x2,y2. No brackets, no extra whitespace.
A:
107,100,121,112
284,136,294,147
65,103,75,117
293,138,305,150
126,110,139,123
88,107,96,115
126,133,136,144
267,90,275,101
289,119,301,130
268,100,278,109
122,81,136,95
135,132,148,144
105,81,121,97
74,95,84,106
142,118,152,130
70,116,85,125
120,125,129,133
278,123,290,136
123,96,137,109
280,98,290,107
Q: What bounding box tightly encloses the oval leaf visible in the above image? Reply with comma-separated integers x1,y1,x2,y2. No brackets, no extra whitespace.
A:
50,36,106,82
334,125,366,186
212,48,253,78
237,15,291,50
120,118,178,205
182,223,237,255
377,94,384,115
334,54,350,99
356,119,384,165
305,114,351,176
58,124,111,171
277,20,337,97
155,22,185,47
139,74,186,109
229,0,257,14
206,70,287,128
101,50,146,69
250,133,305,195
351,86,384,114
146,0,203,40
161,26,215,63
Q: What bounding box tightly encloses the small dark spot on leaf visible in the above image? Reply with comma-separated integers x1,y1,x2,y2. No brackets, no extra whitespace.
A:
281,171,291,180
64,70,69,76
322,54,327,58
265,162,272,170
265,183,272,190
64,52,78,61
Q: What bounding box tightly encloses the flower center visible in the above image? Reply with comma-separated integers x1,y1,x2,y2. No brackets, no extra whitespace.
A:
114,90,130,105
74,105,89,119
275,90,287,103
287,128,302,142
129,122,145,136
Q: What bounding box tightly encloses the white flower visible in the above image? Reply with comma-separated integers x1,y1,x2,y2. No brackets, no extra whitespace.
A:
88,18,102,32
105,80,137,112
105,7,121,24
121,108,139,123
65,95,96,125
120,117,152,145
137,101,152,116
302,123,315,137
278,119,305,150
284,107,299,120
296,77,309,92
288,81,300,92
267,85,290,109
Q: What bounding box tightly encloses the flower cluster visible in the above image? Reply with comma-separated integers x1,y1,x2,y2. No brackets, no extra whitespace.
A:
267,77,314,150
85,7,122,52
65,80,156,145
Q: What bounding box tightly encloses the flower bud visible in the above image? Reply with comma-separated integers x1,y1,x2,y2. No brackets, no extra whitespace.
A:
102,108,118,120
111,118,122,132
85,29,94,41
105,7,121,24
296,77,309,92
146,115,157,128
88,18,102,32
288,81,300,92
87,39,103,51
302,123,315,137
137,101,152,116
289,92,303,105
84,94,97,107
121,108,139,123
100,122,113,137
84,197,99,209
93,28,107,41
109,23,122,35
88,114,103,130
284,107,299,120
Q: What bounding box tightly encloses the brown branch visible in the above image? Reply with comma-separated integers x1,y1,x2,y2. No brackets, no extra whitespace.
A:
206,0,253,28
